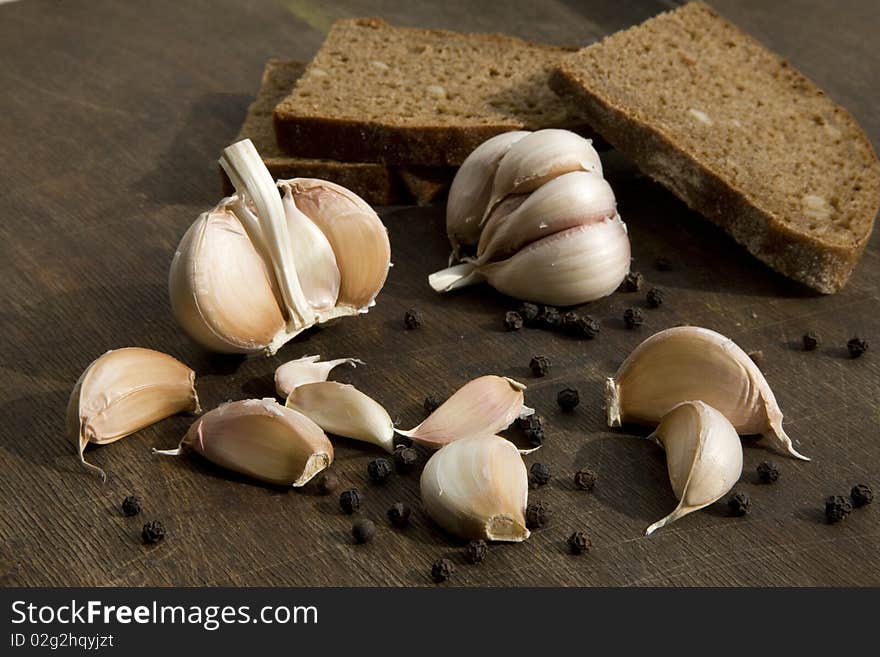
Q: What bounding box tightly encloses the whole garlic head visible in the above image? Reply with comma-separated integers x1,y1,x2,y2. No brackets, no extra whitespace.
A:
169,139,391,355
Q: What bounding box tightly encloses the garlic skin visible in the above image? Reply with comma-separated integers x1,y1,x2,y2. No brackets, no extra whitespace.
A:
646,401,743,535
285,381,396,453
274,355,363,399
154,398,332,487
68,347,200,480
420,434,530,542
606,326,808,460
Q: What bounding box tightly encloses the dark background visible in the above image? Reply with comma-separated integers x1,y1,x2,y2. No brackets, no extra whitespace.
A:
0,0,877,586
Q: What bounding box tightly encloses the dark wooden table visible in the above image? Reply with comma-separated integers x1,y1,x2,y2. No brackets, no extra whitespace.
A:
1,0,877,587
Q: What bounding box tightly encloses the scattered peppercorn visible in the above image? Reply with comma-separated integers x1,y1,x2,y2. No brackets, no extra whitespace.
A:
727,491,751,517
387,502,412,528
568,531,592,555
847,337,868,358
431,558,455,583
392,446,418,473
529,462,552,487
802,331,820,351
557,387,580,411
529,355,551,377
573,316,600,339
825,495,852,523
423,395,442,414
655,256,673,271
316,471,339,495
620,271,644,292
352,519,376,544
142,520,165,544
367,458,393,484
757,461,780,484
518,302,541,326
503,311,524,331
464,540,488,564
525,500,552,529
850,484,873,508
646,287,664,308
623,307,644,329
561,311,579,331
121,495,141,517
539,306,562,330
516,414,545,447
574,468,597,491
339,488,361,514
403,309,422,330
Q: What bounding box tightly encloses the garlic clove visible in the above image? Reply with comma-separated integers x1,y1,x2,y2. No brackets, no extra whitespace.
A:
274,355,364,399
605,326,809,460
420,434,530,542
484,129,602,220
285,381,396,453
397,375,527,449
446,130,530,253
645,401,743,535
154,398,332,487
285,178,391,312
68,347,200,480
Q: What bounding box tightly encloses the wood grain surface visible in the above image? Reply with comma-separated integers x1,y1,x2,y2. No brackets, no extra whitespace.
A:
0,0,877,587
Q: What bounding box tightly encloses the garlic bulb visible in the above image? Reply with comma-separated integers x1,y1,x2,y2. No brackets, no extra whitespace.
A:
274,355,363,399
170,139,390,355
154,398,332,486
646,401,743,535
420,434,530,542
68,347,200,480
606,326,808,460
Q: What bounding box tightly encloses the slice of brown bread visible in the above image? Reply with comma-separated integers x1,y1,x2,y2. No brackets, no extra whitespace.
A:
223,58,454,205
551,2,880,293
273,18,595,166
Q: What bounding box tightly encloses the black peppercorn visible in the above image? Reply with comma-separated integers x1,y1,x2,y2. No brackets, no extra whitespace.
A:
529,462,551,487
352,519,376,544
557,387,579,411
516,414,545,447
431,558,455,583
423,395,442,414
367,458,393,484
121,495,141,517
529,355,551,377
316,471,339,495
539,306,562,330
464,540,488,565
525,500,551,529
850,484,873,508
142,520,165,544
802,331,820,351
757,460,779,484
573,316,600,339
825,495,852,523
727,491,751,517
339,488,361,514
574,468,597,491
620,271,643,292
392,446,418,473
623,307,644,329
503,311,524,331
655,256,673,271
403,309,422,330
847,337,868,358
646,287,664,308
562,311,580,332
518,302,541,326
568,531,592,555
387,502,412,528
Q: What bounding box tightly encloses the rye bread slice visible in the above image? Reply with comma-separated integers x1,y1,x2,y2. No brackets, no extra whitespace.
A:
224,58,454,205
551,2,880,293
273,18,595,166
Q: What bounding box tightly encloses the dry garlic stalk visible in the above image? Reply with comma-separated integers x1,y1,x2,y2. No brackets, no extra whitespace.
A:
274,355,363,399
154,398,332,486
421,434,530,542
646,401,743,535
68,347,200,480
169,139,390,355
606,326,808,460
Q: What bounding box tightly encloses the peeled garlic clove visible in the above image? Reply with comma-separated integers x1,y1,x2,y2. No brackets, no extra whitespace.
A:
274,355,364,399
68,347,200,480
421,434,530,542
605,326,808,460
285,381,395,453
645,401,743,535
154,398,332,487
484,129,602,219
398,375,526,449
285,178,391,312
446,130,530,252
